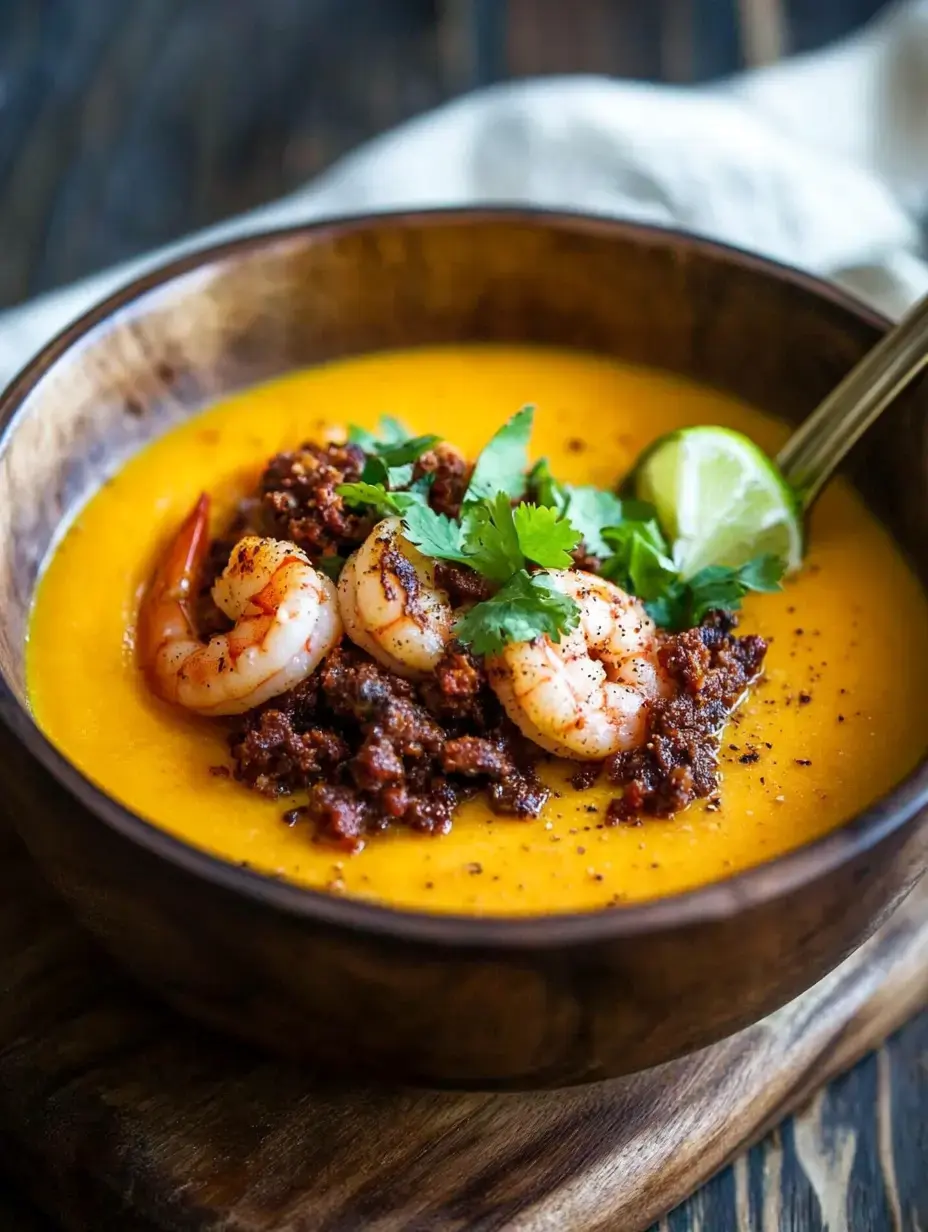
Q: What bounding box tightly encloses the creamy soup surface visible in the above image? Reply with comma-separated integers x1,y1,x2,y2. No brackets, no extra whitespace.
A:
27,345,928,915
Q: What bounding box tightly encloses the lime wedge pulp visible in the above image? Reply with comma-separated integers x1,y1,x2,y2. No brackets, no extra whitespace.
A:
630,426,804,578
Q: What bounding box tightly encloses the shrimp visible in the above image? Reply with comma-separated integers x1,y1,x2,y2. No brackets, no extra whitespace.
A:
338,516,454,679
486,570,670,760
138,494,342,716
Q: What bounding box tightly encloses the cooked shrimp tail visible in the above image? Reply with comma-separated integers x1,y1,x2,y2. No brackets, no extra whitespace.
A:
139,492,211,668
139,496,342,716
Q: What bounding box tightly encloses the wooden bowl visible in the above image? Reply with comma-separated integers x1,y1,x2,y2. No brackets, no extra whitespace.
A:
0,210,925,1089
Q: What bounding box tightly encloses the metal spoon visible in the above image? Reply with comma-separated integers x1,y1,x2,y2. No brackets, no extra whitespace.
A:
777,291,928,507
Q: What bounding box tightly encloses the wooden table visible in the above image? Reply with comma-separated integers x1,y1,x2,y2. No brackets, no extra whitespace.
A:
2,2,924,1228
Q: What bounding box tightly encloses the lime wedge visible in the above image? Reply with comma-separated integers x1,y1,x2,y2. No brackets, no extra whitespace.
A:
630,426,803,578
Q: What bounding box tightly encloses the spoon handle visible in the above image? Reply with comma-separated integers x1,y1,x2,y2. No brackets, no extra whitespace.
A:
777,291,928,509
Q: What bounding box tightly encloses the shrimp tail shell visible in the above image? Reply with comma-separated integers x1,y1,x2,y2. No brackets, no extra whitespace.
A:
138,493,211,692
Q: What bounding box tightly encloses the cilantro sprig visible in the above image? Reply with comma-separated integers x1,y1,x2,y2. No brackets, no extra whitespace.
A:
337,418,438,517
645,557,785,631
347,416,439,487
454,570,580,655
464,405,534,503
529,459,623,557
337,477,433,517
600,503,785,631
401,490,580,579
403,489,583,655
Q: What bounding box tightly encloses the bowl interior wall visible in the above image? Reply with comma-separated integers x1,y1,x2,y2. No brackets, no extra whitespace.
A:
1,215,926,707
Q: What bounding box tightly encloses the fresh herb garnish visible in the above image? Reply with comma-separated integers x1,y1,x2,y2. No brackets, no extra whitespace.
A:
645,556,785,631
336,481,430,517
511,503,580,569
346,416,414,451
600,504,784,630
401,490,581,582
527,457,566,511
600,504,677,601
338,464,583,652
530,458,623,557
464,406,534,503
463,492,580,579
401,503,469,562
346,416,440,488
461,492,524,581
454,570,580,656
432,495,581,652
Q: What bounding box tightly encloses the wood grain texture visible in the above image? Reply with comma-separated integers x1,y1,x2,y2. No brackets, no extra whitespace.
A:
0,812,926,1232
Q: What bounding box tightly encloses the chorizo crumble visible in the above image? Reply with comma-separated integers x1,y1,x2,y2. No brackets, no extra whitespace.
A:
603,613,767,821
229,644,547,851
195,440,769,850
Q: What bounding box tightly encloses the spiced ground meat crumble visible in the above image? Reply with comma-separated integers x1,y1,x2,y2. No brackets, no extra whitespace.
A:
229,644,548,851
602,613,767,821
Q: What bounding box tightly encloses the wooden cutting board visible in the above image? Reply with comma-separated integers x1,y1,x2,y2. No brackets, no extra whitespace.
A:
2,817,927,1232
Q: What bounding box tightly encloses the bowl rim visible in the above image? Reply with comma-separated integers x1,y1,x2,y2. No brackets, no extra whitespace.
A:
1,204,925,949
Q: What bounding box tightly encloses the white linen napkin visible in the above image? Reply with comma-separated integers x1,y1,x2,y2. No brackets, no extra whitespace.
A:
0,0,925,390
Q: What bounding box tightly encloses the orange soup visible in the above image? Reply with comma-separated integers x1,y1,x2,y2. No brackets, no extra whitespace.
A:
27,345,928,915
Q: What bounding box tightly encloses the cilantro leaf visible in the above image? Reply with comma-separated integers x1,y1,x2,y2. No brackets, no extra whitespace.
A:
455,495,581,581
644,555,786,631
362,433,441,487
454,570,580,655
337,481,405,515
401,503,469,563
685,555,785,625
348,419,439,488
512,503,580,568
528,458,569,513
732,555,786,593
600,513,677,601
529,459,622,556
347,416,411,450
465,406,534,503
336,481,429,516
461,492,524,582
559,486,623,557
377,434,440,467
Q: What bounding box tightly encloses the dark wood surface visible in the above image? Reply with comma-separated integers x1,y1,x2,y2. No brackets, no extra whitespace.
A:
1,812,927,1231
2,1020,923,1231
2,1,922,1228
